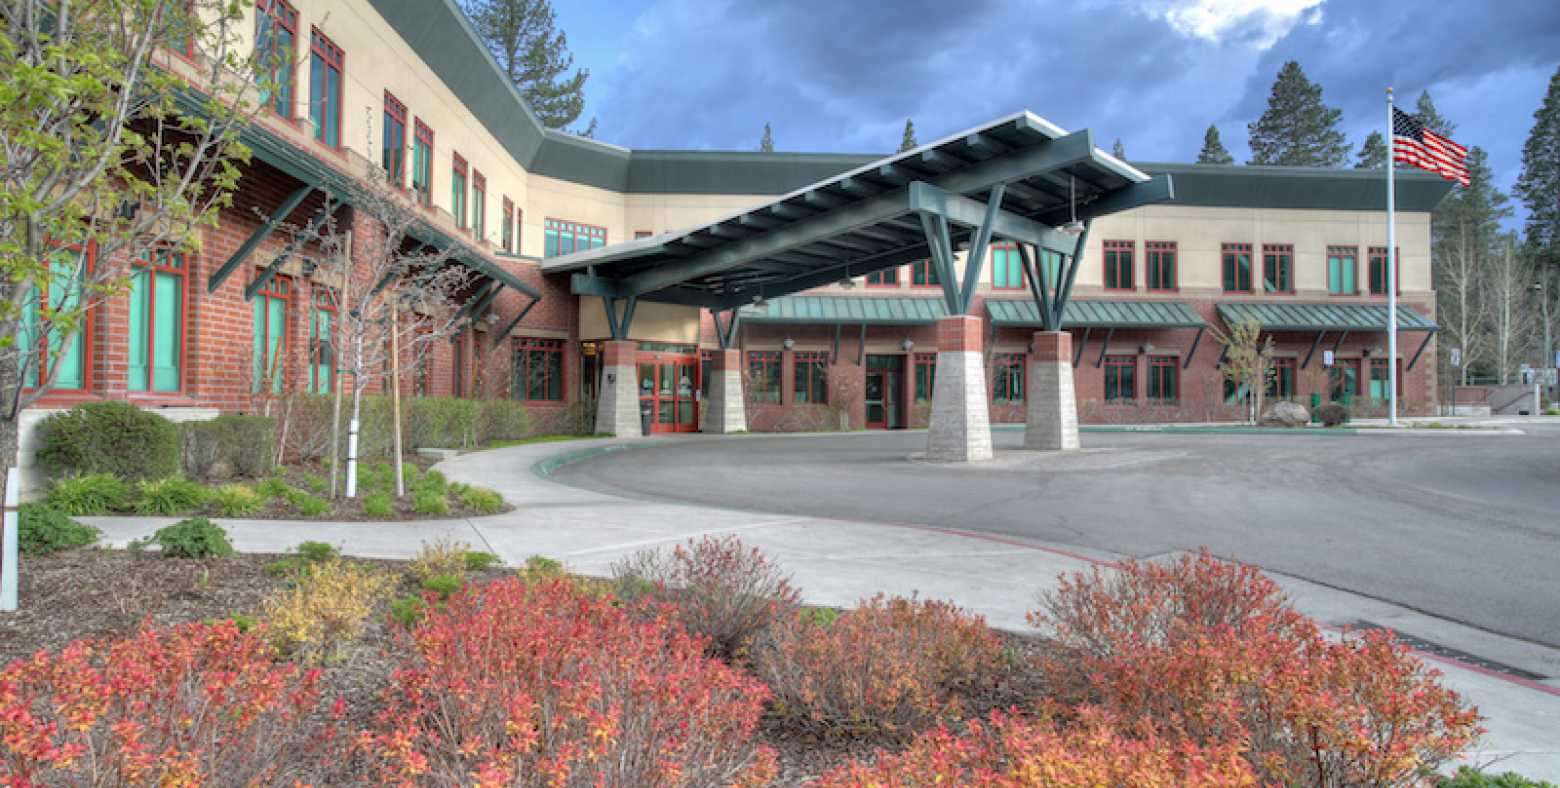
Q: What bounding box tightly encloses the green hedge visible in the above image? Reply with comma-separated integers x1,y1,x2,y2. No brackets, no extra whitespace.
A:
278,394,535,462
182,414,276,480
34,402,181,480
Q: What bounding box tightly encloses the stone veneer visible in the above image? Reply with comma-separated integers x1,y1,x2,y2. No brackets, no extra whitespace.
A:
1025,331,1080,450
926,315,993,462
593,340,643,438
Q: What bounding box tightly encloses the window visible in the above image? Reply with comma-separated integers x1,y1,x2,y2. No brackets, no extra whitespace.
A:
910,259,940,287
1327,246,1358,295
544,219,607,257
1269,357,1296,399
251,275,290,394
634,230,653,239
514,337,564,402
1263,244,1293,293
382,92,407,186
501,196,515,253
412,119,433,206
450,153,468,230
1369,357,1401,400
1328,358,1360,402
793,351,828,404
1147,356,1177,402
307,28,343,147
992,353,1024,403
914,353,936,402
255,0,297,118
1368,247,1399,295
698,349,713,398
1222,243,1253,293
20,246,92,392
1146,241,1176,291
307,289,334,394
747,351,780,403
1104,355,1136,401
866,267,899,287
1103,240,1134,290
992,243,1024,289
128,248,185,393
471,170,486,241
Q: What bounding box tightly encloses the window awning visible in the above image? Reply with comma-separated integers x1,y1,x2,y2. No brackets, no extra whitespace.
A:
986,298,1207,328
739,295,947,325
1216,302,1437,332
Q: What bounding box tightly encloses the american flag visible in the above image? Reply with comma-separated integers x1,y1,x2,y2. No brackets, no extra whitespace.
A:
1392,107,1469,187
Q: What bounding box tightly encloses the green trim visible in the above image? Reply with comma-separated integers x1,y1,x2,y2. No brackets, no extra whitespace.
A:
1138,163,1454,214
1215,302,1438,332
986,298,1207,328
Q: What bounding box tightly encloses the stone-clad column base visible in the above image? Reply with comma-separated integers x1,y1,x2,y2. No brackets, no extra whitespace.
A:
1025,331,1080,451
594,340,643,438
703,348,747,433
926,315,993,462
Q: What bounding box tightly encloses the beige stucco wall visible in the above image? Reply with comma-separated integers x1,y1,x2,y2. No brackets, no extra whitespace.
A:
579,301,702,344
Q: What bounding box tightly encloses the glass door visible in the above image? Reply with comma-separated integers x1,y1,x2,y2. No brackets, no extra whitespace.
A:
638,353,700,433
865,371,887,429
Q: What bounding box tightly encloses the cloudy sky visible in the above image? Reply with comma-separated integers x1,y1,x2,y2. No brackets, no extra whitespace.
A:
551,0,1560,214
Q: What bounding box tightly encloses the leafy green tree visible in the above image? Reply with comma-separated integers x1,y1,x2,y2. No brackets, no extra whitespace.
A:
464,0,589,129
760,122,774,153
1111,138,1127,159
898,119,918,152
1247,61,1349,167
1354,131,1387,169
1197,124,1234,164
0,1,260,474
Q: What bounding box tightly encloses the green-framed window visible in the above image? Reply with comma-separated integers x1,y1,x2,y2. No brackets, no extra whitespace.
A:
1146,356,1177,402
20,247,92,392
1268,357,1296,399
128,249,185,393
382,92,407,185
793,351,828,404
1328,358,1360,402
252,275,290,394
992,353,1024,403
451,153,468,230
1146,241,1176,291
1327,246,1358,295
1104,355,1136,402
412,119,433,205
1263,244,1293,293
501,196,515,253
914,353,936,402
1221,243,1253,293
544,218,606,257
1369,357,1400,400
308,27,343,147
307,290,334,393
1368,247,1397,295
471,170,486,241
255,0,297,118
747,351,780,403
866,267,899,287
1103,240,1134,290
991,243,1024,289
910,259,939,287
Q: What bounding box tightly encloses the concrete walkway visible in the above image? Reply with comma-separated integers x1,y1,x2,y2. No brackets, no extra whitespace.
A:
83,434,1560,779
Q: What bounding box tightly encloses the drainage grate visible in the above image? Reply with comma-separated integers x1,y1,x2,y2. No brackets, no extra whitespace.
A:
1350,621,1548,682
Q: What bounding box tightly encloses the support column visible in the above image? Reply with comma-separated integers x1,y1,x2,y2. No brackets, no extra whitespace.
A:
926,315,993,462
1026,331,1079,451
703,348,747,434
594,340,642,438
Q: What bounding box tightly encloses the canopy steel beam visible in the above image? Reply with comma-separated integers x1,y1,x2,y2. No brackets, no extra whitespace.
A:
1029,173,1175,227
1406,329,1437,371
209,183,315,293
906,182,1075,258
1073,327,1091,367
571,274,726,308
918,211,961,315
1051,221,1092,328
601,295,638,340
957,183,1005,314
1018,242,1057,332
713,309,741,349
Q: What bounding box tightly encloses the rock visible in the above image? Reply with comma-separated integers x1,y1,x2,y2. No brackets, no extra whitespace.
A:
1261,400,1309,427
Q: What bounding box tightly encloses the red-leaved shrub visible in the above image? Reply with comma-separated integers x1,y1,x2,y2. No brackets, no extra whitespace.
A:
1030,549,1483,785
0,620,330,785
611,534,800,659
361,576,777,787
752,594,1006,739
815,708,1258,787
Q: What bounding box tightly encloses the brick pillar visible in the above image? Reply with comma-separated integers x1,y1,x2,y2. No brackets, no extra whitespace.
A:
594,340,643,438
1026,331,1079,451
703,348,746,434
926,315,992,462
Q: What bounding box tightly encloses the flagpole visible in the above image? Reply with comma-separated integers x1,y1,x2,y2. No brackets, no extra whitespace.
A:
1386,87,1399,426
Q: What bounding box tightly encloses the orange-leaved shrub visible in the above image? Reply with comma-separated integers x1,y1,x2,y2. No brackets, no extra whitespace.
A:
611,534,800,659
1030,549,1483,786
0,620,332,785
752,594,1006,739
360,575,777,787
814,708,1258,787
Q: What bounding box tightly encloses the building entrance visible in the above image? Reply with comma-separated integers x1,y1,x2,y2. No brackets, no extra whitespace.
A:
864,354,904,429
637,351,699,433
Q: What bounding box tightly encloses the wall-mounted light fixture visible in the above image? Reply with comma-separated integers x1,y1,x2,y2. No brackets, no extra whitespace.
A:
782,337,795,350
900,338,915,352
1139,343,1155,355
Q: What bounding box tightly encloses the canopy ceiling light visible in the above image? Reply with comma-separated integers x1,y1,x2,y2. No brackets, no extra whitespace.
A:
1060,174,1085,237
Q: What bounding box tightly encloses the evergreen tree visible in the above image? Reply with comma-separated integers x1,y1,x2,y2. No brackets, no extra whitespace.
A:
1516,66,1560,272
1415,90,1456,137
1354,131,1387,169
898,119,918,152
464,0,589,128
1197,124,1234,164
1111,138,1127,159
1246,61,1349,167
760,122,775,152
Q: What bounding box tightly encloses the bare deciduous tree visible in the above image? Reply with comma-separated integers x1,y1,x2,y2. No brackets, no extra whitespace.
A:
1211,316,1275,425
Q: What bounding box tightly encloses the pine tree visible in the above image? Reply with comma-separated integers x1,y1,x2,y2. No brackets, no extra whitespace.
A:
464,0,589,128
1246,61,1349,167
1197,124,1234,164
898,119,918,152
1111,138,1127,159
1354,131,1387,169
1515,66,1560,272
1415,91,1456,137
760,122,775,152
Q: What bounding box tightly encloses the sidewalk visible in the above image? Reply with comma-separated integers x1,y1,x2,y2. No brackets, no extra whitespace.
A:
84,435,1560,779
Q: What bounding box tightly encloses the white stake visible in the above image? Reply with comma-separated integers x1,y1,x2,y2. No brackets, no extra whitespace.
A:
2,467,20,612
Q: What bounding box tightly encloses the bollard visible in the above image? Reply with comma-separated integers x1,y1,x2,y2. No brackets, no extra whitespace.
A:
2,467,19,612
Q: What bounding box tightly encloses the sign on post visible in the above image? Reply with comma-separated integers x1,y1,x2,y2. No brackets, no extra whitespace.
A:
1450,347,1462,368
1322,349,1335,367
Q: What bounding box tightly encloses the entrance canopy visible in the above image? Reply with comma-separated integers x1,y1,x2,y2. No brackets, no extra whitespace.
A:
547,112,1173,315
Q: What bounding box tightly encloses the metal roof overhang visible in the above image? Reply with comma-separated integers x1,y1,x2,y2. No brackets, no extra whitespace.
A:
739,295,947,326
548,111,1174,311
1215,302,1438,333
987,298,1207,329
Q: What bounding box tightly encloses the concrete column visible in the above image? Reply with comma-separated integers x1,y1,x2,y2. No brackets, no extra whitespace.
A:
594,340,643,438
926,315,993,462
1025,331,1080,451
703,348,747,434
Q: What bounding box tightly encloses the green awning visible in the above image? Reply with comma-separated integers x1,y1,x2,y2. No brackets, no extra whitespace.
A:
986,299,1207,328
739,295,947,325
1216,302,1437,332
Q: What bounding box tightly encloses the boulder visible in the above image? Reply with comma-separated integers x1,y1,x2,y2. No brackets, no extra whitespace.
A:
1261,400,1309,427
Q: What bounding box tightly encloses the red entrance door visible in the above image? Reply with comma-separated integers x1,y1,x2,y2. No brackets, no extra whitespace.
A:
637,353,699,433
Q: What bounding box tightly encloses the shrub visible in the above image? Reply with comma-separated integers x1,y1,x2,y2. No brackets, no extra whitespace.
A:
296,540,338,562
612,535,801,659
361,577,776,786
1438,767,1558,787
414,468,447,495
33,401,181,480
476,398,531,444
284,489,332,517
361,491,394,518
405,396,482,449
1315,401,1351,426
298,470,328,494
752,594,1006,739
523,554,563,577
132,475,210,516
180,414,276,481
45,472,130,515
815,709,1257,787
359,462,394,493
456,484,504,514
388,595,426,628
129,517,235,558
263,559,393,664
464,550,503,571
255,475,291,500
0,621,330,784
411,488,448,515
408,538,471,582
419,573,463,599
18,504,100,555
1030,549,1482,785
210,484,264,517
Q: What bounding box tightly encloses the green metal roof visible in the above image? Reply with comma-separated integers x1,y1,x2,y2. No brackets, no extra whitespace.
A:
1137,163,1454,214
1216,302,1438,332
986,298,1207,328
740,296,947,325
